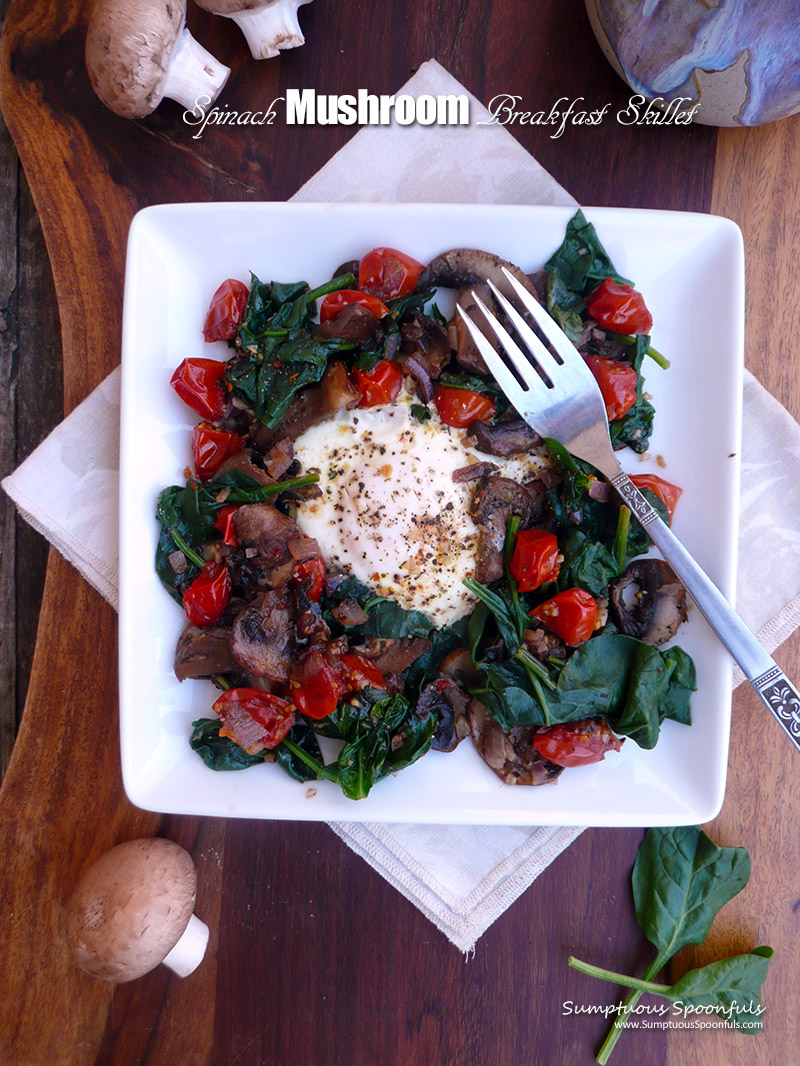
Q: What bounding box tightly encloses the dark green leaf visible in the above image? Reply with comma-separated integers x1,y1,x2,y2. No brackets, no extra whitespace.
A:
275,720,325,782
633,826,752,959
544,208,632,297
664,948,772,1032
611,642,674,750
558,529,619,596
660,647,696,725
333,691,435,800
189,718,269,771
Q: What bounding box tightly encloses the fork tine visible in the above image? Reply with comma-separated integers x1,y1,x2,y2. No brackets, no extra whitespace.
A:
500,266,582,368
468,291,553,403
455,304,531,402
485,278,562,378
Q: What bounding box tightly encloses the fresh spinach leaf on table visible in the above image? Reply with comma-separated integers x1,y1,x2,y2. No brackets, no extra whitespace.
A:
568,826,768,1063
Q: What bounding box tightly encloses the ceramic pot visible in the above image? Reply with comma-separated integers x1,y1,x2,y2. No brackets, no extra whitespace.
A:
585,0,800,127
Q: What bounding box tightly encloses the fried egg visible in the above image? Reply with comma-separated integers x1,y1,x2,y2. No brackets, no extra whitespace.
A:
293,396,548,626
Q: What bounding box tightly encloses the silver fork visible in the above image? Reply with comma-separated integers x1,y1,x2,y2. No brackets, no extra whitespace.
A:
457,266,800,753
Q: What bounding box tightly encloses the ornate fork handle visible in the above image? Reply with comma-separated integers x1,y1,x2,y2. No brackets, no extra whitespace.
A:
611,470,800,751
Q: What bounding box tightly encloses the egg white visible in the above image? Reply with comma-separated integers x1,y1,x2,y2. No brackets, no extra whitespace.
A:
293,395,549,627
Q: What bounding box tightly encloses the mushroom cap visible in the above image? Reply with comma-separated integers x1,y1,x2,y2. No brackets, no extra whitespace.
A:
85,0,186,119
65,838,197,982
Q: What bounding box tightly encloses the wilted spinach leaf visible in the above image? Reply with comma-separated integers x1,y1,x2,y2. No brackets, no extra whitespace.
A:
545,208,632,297
331,689,436,800
190,717,269,771
228,271,355,427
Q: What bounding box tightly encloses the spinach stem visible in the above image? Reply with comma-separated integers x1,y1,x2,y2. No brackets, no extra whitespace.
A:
280,737,339,783
169,527,205,570
619,334,670,369
515,647,557,692
503,515,526,642
463,577,510,619
238,471,320,500
593,956,666,1065
644,345,670,369
568,956,670,996
613,505,631,573
305,272,356,305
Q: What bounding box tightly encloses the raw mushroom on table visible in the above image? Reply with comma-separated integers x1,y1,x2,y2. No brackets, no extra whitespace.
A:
85,0,230,119
64,838,209,982
193,0,314,59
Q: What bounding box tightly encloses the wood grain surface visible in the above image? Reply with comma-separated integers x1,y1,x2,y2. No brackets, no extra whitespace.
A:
1,1,798,1064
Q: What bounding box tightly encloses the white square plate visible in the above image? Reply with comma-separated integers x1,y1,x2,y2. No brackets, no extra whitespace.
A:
119,202,743,826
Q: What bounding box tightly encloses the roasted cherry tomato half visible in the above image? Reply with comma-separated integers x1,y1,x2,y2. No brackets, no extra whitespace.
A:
292,556,327,601
339,653,387,692
533,718,623,768
434,385,497,429
583,354,638,422
509,529,561,593
203,278,249,343
183,561,231,628
629,473,683,522
214,504,239,547
586,277,653,335
292,659,346,720
358,247,424,301
353,359,404,407
170,358,228,421
529,588,598,646
319,289,390,324
212,689,295,752
192,423,242,480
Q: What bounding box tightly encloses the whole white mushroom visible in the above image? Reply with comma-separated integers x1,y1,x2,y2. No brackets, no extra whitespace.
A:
86,0,230,119
193,0,313,60
64,838,209,982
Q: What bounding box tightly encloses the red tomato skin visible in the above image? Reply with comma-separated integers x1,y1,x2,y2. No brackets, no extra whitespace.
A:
183,561,231,628
583,355,638,421
214,505,239,546
510,529,561,593
586,277,653,335
192,424,242,480
212,688,295,750
434,385,497,429
529,588,598,647
358,248,424,301
319,290,389,323
292,660,346,720
629,473,682,522
292,557,327,601
170,358,228,421
339,653,386,692
353,360,403,407
203,279,249,342
533,718,623,768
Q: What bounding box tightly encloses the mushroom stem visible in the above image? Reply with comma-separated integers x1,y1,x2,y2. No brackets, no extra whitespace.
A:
161,913,210,977
162,27,230,111
232,0,309,60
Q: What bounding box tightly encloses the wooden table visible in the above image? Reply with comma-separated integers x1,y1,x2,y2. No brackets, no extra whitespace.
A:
1,2,799,1063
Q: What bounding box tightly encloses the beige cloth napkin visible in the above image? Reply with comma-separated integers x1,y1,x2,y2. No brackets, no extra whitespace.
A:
5,61,800,952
